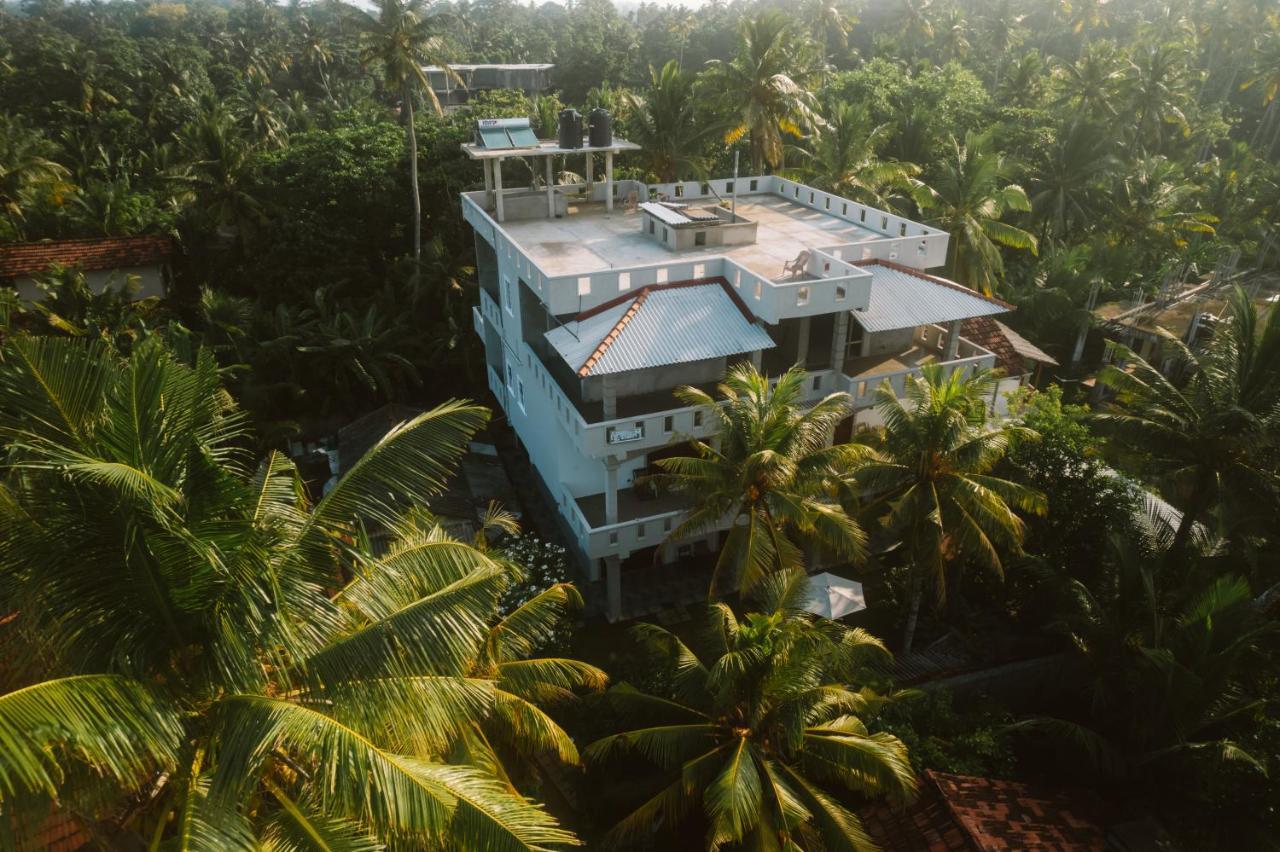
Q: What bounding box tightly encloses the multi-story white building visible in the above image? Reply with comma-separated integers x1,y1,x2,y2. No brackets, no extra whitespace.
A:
461,134,1044,620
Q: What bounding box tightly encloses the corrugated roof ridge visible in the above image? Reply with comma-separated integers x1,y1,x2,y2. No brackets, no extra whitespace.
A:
578,290,649,376
573,275,748,322
856,259,1015,310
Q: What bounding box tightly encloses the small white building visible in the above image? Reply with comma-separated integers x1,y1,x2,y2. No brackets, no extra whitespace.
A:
460,138,1039,619
0,235,172,301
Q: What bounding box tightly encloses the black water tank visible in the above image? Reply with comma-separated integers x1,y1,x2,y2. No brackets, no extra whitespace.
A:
558,109,582,149
588,108,612,148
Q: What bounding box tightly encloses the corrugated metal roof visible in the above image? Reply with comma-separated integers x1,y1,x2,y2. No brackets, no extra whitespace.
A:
853,262,1009,333
546,283,775,377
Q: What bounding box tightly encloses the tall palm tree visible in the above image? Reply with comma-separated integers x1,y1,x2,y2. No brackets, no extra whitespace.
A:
585,570,916,849
623,61,721,183
172,102,263,239
0,337,582,849
704,11,824,173
0,116,72,238
1107,156,1217,268
784,102,921,210
1094,287,1280,556
356,0,460,269
1028,119,1118,242
655,364,869,598
913,131,1038,296
802,0,855,60
850,365,1046,653
1051,41,1131,122
1126,43,1194,154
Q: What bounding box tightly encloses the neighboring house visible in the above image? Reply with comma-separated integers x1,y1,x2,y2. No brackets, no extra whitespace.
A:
858,770,1113,851
0,235,172,301
423,63,554,109
460,143,1047,619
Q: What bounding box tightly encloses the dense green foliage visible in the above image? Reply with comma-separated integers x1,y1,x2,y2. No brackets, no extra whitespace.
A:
2,0,1280,847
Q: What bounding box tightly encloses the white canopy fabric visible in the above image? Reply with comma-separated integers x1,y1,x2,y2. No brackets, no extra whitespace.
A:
802,572,867,620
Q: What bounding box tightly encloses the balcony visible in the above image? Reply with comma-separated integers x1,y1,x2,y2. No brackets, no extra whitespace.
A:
842,326,997,405
575,485,690,527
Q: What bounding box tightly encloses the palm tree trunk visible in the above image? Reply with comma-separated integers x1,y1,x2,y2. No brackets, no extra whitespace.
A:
901,569,923,655
405,88,421,270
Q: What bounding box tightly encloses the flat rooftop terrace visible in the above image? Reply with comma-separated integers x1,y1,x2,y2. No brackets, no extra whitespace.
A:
497,195,888,281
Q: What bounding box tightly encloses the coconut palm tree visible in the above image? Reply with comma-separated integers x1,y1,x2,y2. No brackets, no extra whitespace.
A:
784,102,921,210
913,131,1038,296
623,61,722,182
849,365,1046,653
1126,42,1194,154
1028,119,1118,242
1094,287,1280,556
704,11,824,173
0,337,582,849
0,116,72,238
172,102,264,239
355,0,461,269
654,363,869,598
1051,41,1131,122
585,569,916,850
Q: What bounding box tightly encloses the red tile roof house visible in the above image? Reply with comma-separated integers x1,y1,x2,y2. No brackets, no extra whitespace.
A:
0,235,173,302
859,770,1111,851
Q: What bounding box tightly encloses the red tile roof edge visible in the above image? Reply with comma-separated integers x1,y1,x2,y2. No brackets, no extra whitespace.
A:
0,235,173,278
578,289,651,377
854,259,1016,310
960,316,1025,375
571,276,759,378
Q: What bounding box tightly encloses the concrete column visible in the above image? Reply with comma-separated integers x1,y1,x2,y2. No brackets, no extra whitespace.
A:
605,555,622,622
493,157,505,222
588,557,601,582
861,330,872,357
605,459,619,526
605,151,614,212
751,348,763,370
585,152,594,192
483,159,493,207
944,319,963,361
545,155,555,218
601,374,617,420
795,316,811,369
831,311,849,375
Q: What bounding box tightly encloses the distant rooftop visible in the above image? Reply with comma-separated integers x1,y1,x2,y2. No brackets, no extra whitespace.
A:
0,235,172,279
424,63,554,72
546,280,774,377
500,195,889,282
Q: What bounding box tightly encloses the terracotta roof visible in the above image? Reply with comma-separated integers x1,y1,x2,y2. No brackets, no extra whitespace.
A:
0,236,172,279
19,810,90,852
861,771,1108,852
961,316,1025,375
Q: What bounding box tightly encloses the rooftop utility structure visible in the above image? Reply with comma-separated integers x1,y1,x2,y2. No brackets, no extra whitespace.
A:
459,139,1052,621
423,63,553,108
462,114,639,222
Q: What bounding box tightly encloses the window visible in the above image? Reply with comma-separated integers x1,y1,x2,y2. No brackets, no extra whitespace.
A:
809,192,815,204
637,523,646,540
753,280,762,300
749,179,758,191
663,518,672,532
881,215,888,230
824,197,830,210
794,186,800,198
648,219,655,234
516,377,525,410
662,226,669,243
663,415,673,433
812,376,821,391
836,285,846,301
701,182,711,195
674,184,684,197
694,231,706,246
842,203,848,216
918,240,928,257
857,381,867,396
608,531,618,545
899,222,907,237
694,411,703,427
725,181,734,193
503,278,514,314
796,286,810,306
577,276,591,295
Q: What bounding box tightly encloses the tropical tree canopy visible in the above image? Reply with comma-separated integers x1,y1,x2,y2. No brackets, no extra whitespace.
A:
585,570,916,850
655,363,869,598
0,337,591,849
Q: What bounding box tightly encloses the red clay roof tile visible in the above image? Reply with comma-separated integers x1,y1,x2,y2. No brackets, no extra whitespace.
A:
0,236,172,278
